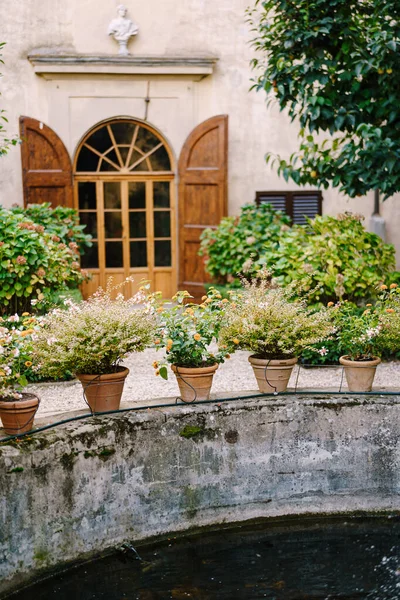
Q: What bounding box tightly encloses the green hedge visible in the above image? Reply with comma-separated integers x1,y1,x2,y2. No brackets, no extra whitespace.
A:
201,207,398,305
199,203,290,286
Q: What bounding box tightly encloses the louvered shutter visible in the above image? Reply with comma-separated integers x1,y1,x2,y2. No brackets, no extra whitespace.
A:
256,191,322,224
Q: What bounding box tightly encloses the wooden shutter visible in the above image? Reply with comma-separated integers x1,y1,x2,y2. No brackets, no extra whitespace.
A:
178,115,228,299
256,190,322,225
19,116,73,207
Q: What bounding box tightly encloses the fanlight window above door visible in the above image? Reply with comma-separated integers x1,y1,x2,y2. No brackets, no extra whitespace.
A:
75,121,172,173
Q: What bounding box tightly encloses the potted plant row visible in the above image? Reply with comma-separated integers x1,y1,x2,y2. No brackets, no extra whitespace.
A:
1,279,400,436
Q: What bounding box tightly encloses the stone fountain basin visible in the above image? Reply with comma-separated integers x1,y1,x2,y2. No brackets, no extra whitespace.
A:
1,393,400,596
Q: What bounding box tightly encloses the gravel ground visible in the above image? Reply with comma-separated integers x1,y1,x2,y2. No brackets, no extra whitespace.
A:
26,349,400,418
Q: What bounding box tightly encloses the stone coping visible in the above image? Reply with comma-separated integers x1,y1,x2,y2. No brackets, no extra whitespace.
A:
28,54,218,78
2,387,400,437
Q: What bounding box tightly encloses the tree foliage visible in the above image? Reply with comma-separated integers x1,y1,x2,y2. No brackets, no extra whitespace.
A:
0,42,19,156
250,0,400,198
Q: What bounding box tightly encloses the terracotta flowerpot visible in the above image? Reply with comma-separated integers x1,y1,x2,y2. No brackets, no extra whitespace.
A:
248,355,298,393
76,367,129,413
0,393,39,435
339,356,381,392
172,364,218,403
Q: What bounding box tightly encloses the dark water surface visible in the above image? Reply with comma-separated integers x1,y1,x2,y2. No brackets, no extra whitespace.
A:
9,518,400,599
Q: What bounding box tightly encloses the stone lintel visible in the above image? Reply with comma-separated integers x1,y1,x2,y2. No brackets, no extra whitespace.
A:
28,54,218,78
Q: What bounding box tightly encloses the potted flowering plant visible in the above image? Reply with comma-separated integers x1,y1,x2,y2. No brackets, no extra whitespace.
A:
219,276,334,393
33,280,155,413
0,313,39,434
150,288,230,402
335,284,400,392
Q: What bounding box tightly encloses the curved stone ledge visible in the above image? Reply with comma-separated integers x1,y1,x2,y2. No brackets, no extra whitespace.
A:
1,394,400,595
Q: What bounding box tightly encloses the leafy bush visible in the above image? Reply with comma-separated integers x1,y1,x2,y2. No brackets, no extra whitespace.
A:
199,203,290,286
268,213,397,304
33,281,155,377
150,288,229,377
10,203,92,255
219,276,334,359
0,207,87,314
249,0,400,199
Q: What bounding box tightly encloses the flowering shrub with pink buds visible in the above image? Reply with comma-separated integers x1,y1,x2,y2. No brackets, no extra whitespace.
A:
0,207,89,314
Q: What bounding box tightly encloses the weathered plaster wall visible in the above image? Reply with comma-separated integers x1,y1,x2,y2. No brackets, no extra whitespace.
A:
0,1,399,259
1,395,400,595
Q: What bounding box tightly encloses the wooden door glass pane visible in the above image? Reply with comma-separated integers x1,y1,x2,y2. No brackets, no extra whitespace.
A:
111,122,137,145
104,183,121,209
78,182,97,209
154,240,171,267
130,241,147,267
150,146,171,171
76,146,99,172
79,212,98,238
75,121,175,288
136,128,160,154
154,211,171,237
153,182,170,208
129,182,146,209
129,212,146,238
105,242,123,268
104,212,122,238
81,242,99,269
86,127,112,154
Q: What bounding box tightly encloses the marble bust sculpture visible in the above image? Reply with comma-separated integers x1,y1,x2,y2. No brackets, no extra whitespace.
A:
108,4,139,56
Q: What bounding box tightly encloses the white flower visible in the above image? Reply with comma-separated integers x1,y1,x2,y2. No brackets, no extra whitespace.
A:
242,258,253,273
12,348,20,358
318,346,328,356
8,314,19,323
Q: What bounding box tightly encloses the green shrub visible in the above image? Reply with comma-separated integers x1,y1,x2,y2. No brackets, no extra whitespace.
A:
10,203,92,255
268,213,397,304
33,281,155,378
0,207,87,314
219,277,334,359
199,203,290,286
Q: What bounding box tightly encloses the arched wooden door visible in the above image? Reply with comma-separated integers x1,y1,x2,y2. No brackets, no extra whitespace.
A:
73,119,177,299
19,116,73,207
178,115,228,300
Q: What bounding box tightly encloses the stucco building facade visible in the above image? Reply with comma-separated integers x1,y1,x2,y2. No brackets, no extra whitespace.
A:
0,0,398,297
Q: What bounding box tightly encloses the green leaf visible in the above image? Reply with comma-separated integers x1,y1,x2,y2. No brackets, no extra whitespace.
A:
159,366,168,380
